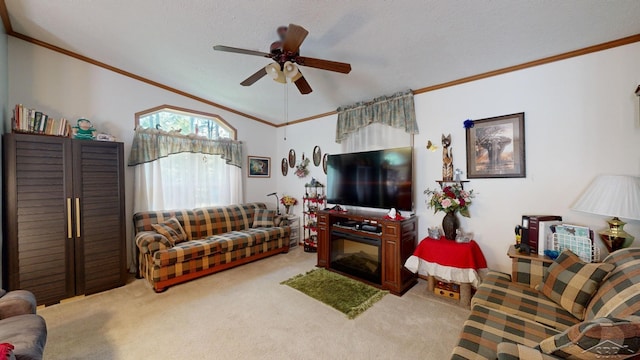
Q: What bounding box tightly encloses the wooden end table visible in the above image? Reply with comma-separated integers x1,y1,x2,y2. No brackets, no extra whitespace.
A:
407,237,488,307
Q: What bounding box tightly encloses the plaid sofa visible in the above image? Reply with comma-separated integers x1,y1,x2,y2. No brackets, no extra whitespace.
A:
134,202,290,292
451,248,640,359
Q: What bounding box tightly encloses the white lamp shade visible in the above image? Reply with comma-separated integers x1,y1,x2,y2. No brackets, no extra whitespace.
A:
571,175,640,220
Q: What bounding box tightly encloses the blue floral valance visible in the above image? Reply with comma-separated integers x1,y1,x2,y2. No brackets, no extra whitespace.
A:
335,89,418,143
128,127,243,168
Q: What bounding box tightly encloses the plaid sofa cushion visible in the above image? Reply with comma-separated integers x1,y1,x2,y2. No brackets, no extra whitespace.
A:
539,315,640,359
541,249,614,320
193,203,264,238
496,343,560,360
472,271,580,331
451,304,560,360
133,209,198,240
252,209,275,228
153,227,290,267
149,238,287,284
586,248,640,321
151,217,187,246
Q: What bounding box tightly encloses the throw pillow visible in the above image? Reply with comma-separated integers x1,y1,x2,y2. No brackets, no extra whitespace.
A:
540,249,614,320
252,209,276,228
539,315,640,359
151,217,187,246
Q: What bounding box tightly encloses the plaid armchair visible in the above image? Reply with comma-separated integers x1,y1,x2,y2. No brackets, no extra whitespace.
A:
451,248,640,359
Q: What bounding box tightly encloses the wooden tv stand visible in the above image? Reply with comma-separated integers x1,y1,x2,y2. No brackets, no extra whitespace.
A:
316,209,417,295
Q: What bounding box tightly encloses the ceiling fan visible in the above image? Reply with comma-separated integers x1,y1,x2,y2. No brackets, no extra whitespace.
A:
213,24,351,95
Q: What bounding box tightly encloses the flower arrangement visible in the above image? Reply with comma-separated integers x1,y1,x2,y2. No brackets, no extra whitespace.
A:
424,184,475,218
295,157,310,178
280,195,298,206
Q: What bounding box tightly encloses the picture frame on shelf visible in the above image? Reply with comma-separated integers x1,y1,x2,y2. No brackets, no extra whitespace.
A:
466,112,526,178
248,156,270,178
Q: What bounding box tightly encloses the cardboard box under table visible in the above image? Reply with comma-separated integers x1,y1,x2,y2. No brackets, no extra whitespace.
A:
404,236,488,307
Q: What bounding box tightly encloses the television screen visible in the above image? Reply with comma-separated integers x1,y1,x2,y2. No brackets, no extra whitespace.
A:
326,147,413,211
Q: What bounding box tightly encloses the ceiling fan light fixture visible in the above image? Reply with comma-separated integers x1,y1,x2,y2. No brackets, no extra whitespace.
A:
283,61,299,79
215,24,350,94
265,63,286,83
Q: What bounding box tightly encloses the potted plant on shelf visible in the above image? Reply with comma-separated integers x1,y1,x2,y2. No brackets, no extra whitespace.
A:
280,195,298,215
424,184,475,240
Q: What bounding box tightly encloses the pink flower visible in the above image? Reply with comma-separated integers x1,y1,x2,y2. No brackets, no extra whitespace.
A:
441,198,452,208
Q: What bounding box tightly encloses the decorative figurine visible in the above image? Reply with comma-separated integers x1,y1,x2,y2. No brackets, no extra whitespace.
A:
72,118,96,140
442,134,453,181
454,168,463,182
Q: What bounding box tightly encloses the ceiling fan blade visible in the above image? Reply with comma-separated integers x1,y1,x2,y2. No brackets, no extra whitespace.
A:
295,56,351,74
282,24,309,54
213,45,271,58
293,73,312,95
240,67,268,86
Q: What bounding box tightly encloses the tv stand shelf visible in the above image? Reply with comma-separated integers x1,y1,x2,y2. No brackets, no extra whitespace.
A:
316,209,418,295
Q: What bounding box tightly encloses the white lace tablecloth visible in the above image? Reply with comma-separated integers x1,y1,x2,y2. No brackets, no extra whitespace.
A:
404,255,488,288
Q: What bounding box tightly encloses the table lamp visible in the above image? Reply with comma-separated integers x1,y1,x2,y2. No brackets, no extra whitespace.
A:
571,175,640,252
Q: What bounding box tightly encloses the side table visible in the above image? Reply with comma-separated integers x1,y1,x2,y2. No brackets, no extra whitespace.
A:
404,237,488,307
507,245,554,288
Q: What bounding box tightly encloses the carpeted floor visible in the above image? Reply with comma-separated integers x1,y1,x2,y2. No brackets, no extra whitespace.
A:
37,247,470,359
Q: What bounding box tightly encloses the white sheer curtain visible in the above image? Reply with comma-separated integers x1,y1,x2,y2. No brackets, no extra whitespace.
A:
341,123,414,153
133,152,242,213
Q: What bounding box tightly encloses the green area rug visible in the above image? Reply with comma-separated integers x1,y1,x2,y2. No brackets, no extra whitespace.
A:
281,268,388,319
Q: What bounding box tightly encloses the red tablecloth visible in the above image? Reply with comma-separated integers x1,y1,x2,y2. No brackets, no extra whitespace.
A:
413,237,487,270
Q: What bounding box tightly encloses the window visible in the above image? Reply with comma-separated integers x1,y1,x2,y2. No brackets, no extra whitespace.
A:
135,105,236,140
131,105,243,213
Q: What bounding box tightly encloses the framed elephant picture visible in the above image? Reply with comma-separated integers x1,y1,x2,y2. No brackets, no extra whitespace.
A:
466,112,525,178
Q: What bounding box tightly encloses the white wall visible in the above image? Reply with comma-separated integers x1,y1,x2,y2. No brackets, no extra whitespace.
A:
7,38,278,268
279,42,640,273
6,36,640,275
273,116,340,216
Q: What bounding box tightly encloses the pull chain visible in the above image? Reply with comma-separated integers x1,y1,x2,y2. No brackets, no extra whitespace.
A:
283,83,288,141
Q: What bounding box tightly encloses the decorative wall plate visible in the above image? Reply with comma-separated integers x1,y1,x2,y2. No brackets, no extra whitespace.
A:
322,153,329,174
281,158,288,176
313,146,322,166
288,149,296,168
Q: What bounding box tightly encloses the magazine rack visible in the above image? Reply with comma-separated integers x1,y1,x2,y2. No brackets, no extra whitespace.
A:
552,233,600,263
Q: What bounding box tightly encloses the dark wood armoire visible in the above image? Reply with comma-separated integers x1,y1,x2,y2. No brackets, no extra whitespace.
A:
2,133,127,305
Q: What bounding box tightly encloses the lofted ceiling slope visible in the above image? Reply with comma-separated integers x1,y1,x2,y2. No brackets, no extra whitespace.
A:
4,1,640,126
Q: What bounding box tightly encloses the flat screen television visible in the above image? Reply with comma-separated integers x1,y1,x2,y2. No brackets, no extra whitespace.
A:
326,147,413,211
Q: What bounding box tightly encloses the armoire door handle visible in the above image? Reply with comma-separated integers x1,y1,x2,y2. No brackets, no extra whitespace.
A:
67,198,72,239
75,198,81,238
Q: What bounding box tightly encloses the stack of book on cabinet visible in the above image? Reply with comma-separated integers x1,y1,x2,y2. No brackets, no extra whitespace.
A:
12,104,71,137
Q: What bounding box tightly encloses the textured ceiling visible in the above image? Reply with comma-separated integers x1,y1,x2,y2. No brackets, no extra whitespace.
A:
5,0,640,125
